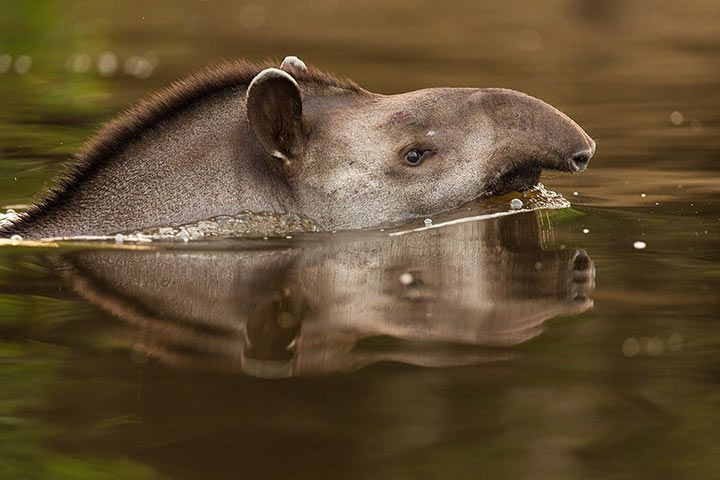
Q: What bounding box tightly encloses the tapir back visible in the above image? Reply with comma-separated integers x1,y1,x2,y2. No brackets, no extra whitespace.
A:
4,81,290,238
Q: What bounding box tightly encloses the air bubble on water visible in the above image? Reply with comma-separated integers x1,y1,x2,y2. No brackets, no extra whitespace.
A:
285,235,293,239
130,212,320,241
9,234,22,241
6,208,16,215
114,233,124,244
690,120,703,132
510,198,523,210
573,191,578,196
670,111,684,125
640,193,646,198
622,338,640,357
14,55,31,75
424,218,432,226
633,241,647,249
534,261,543,270
0,54,11,73
582,228,589,234
399,273,414,285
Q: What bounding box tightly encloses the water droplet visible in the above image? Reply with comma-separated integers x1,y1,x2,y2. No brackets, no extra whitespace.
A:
640,193,646,198
582,228,589,234
633,241,647,250
690,119,703,132
399,273,414,286
670,111,684,125
573,191,579,196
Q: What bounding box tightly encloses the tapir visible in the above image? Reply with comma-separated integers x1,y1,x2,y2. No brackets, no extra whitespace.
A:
1,56,595,239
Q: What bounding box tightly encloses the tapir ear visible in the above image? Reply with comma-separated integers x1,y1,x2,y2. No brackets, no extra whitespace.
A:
246,68,304,164
280,55,307,72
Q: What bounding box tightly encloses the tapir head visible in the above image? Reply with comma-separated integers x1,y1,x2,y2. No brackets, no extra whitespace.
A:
246,57,595,229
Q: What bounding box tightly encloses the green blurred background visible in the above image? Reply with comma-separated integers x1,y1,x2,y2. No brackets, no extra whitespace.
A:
1,1,719,479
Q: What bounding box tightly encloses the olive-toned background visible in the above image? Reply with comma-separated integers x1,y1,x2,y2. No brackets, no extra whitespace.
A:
1,1,719,479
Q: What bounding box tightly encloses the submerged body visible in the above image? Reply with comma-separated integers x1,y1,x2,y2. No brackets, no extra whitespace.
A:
1,56,595,239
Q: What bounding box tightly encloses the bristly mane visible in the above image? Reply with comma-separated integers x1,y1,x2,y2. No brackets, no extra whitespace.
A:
3,59,364,234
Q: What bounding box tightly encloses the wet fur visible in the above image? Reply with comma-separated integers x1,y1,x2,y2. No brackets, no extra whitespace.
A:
2,60,362,236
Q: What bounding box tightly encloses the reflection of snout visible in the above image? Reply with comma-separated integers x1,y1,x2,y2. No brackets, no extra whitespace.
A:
569,249,596,307
568,138,596,172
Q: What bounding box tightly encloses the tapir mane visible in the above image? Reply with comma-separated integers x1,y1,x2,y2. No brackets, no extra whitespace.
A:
4,60,363,235
76,59,362,168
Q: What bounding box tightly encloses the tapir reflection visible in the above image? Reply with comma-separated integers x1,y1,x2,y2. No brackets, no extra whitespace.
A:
54,211,595,377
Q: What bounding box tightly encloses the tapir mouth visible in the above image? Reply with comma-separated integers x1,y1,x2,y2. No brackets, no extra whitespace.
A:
485,163,543,196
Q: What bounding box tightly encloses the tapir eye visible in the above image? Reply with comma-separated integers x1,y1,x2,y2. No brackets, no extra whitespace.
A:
404,148,431,166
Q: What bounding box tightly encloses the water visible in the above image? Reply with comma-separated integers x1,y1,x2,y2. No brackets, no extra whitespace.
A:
1,1,719,478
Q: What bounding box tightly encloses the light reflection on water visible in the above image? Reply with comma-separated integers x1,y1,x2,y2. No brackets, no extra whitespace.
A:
0,0,719,478
49,211,593,377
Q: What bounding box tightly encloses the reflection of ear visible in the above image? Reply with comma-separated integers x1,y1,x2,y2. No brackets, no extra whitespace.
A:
280,55,307,73
246,68,304,164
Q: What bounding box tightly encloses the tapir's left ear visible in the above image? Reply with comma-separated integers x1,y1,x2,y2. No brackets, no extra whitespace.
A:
246,68,304,164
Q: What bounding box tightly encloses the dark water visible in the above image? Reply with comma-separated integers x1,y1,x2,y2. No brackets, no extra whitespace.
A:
1,0,720,478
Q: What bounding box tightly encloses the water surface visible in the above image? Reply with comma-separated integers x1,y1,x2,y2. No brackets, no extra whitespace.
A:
1,1,719,478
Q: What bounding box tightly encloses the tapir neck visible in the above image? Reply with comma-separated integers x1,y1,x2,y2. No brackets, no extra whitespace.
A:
4,87,296,239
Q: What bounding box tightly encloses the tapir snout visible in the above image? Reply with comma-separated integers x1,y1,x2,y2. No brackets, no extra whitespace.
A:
469,88,595,195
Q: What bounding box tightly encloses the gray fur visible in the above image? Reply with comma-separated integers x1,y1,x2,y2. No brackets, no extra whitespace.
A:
2,58,594,239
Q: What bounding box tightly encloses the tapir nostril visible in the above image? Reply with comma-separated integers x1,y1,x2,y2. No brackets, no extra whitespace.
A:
569,149,593,172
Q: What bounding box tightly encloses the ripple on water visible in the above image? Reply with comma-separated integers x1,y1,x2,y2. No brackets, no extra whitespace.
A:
1,185,568,243
129,211,321,241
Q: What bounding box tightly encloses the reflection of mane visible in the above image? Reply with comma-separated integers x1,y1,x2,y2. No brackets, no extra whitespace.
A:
53,212,595,377
7,60,364,235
